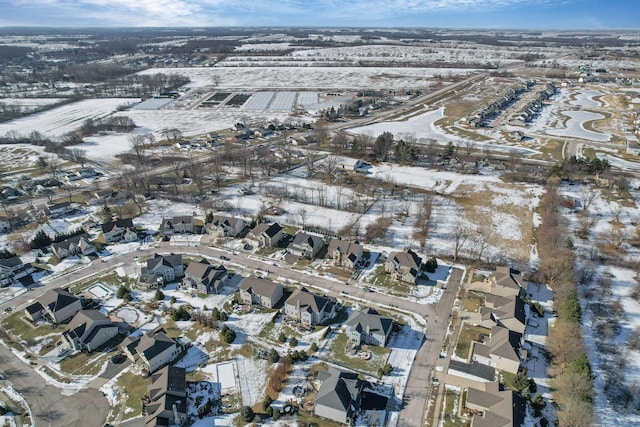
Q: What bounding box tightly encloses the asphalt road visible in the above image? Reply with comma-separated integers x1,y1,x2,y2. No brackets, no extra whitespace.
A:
0,343,110,427
0,244,462,427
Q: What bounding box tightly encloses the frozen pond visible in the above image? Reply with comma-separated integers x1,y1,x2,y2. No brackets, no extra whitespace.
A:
569,89,604,108
547,110,610,142
114,307,138,323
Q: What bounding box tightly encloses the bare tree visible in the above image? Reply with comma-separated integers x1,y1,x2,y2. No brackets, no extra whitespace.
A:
314,120,330,145
128,134,147,164
68,148,88,167
171,159,185,194
453,222,471,262
579,186,598,211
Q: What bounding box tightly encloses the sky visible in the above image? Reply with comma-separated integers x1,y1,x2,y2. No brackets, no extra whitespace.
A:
0,0,638,30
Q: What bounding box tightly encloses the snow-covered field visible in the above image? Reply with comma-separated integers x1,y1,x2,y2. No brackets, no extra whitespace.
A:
138,67,472,90
547,110,610,142
0,98,139,138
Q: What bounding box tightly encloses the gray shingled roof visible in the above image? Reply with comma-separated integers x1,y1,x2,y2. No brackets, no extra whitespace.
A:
286,287,332,315
65,309,110,340
315,368,362,415
239,277,282,299
346,309,393,337
39,287,79,313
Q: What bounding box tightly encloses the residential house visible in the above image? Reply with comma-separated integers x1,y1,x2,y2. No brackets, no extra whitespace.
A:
122,327,182,373
246,222,283,248
287,232,326,258
63,310,118,352
0,256,34,287
238,277,284,308
327,239,363,269
46,201,74,218
141,254,184,287
145,365,188,427
284,287,336,325
384,248,423,284
160,216,195,236
470,326,525,374
466,382,527,427
345,308,393,347
314,368,363,425
51,233,97,260
101,218,137,243
24,287,82,324
442,360,496,392
207,215,246,238
182,259,227,294
489,266,524,297
480,294,527,335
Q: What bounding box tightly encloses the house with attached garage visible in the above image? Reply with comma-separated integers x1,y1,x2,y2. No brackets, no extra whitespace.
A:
141,253,184,287
345,308,393,347
182,258,227,294
238,277,284,308
207,215,246,238
465,381,527,427
0,256,34,287
287,232,326,258
246,222,283,248
62,309,118,352
100,218,137,243
467,266,525,298
327,239,363,269
160,216,196,236
470,325,525,374
145,365,188,427
284,287,336,325
384,248,423,284
51,233,97,260
480,294,527,335
45,201,74,218
24,287,82,324
314,367,363,425
122,327,182,373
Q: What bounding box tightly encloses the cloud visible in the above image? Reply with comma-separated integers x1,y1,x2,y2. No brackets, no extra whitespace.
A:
2,0,573,26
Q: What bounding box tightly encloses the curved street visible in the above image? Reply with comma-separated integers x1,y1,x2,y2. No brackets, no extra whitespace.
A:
0,244,462,427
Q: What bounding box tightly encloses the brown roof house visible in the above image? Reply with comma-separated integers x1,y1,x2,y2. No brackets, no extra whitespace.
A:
284,287,336,325
480,294,527,335
238,277,284,308
101,218,137,243
207,215,245,238
466,381,526,427
63,309,118,352
24,287,82,324
384,248,423,284
468,266,524,298
122,327,182,373
287,232,326,258
182,258,227,294
314,368,363,425
345,308,393,347
145,365,188,427
470,325,525,374
51,233,97,260
327,239,363,269
141,254,184,287
246,222,283,248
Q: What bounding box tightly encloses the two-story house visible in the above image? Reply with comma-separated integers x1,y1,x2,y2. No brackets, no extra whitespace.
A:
238,277,284,308
345,308,393,347
284,287,336,325
207,215,246,238
0,256,34,287
246,222,283,248
160,216,195,236
24,287,82,324
287,232,326,258
63,310,118,352
315,368,363,425
182,258,227,294
384,248,423,284
100,218,137,243
141,253,184,287
145,365,188,427
122,327,182,373
327,239,363,269
51,233,97,260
